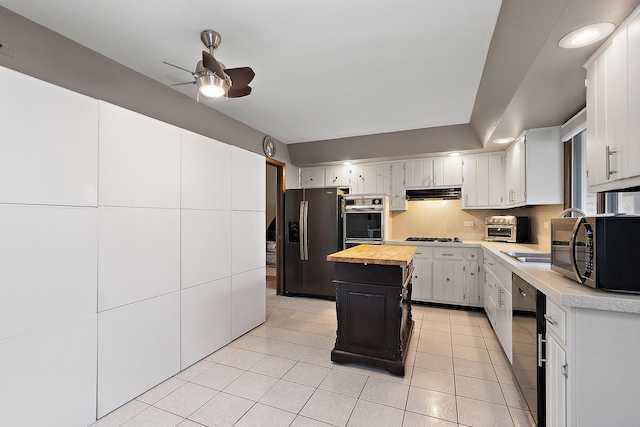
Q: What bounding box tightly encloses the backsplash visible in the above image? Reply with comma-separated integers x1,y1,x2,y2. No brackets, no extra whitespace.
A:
389,201,564,248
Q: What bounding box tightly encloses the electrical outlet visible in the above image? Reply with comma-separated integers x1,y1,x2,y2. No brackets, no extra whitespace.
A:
544,221,549,229
0,41,14,57
463,221,474,227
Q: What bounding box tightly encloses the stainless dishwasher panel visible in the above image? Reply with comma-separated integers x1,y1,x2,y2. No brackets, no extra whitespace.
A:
512,273,546,426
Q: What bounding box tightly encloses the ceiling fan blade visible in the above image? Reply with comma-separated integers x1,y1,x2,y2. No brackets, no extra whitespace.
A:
227,86,252,98
224,67,255,89
163,61,195,75
171,81,195,86
202,50,226,78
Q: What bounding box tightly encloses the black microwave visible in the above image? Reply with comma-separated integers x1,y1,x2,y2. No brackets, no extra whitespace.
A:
550,215,640,293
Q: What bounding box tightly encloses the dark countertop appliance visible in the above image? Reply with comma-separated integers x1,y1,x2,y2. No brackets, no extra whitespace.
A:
551,214,640,292
284,187,344,299
485,215,529,243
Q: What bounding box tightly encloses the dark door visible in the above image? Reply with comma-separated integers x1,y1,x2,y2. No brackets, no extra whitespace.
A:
284,189,303,294
304,188,341,297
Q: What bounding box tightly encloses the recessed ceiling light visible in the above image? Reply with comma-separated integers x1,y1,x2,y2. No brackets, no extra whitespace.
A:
449,152,461,157
493,137,515,144
342,161,352,166
559,23,615,49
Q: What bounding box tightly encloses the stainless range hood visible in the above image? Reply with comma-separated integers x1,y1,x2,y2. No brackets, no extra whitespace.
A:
405,188,462,201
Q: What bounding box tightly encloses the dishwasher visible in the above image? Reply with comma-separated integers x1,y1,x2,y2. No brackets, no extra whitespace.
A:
512,273,546,426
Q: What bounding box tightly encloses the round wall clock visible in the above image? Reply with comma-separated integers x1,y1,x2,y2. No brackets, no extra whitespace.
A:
263,136,276,158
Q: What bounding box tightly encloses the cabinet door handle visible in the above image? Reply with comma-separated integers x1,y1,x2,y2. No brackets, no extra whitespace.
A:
538,333,547,367
544,314,557,325
606,145,617,180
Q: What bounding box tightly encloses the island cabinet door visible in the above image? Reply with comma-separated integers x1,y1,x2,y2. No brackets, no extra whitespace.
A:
335,281,403,360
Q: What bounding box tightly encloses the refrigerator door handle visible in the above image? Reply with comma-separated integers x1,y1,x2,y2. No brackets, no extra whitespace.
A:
299,201,305,260
303,201,309,260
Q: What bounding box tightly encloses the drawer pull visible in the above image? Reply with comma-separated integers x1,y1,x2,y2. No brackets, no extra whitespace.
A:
544,314,557,325
538,333,547,367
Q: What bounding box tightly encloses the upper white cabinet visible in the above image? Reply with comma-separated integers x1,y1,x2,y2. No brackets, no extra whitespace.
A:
232,147,266,211
585,9,640,191
505,127,563,207
349,163,391,195
99,101,180,208
301,167,325,188
390,162,407,211
181,130,232,210
0,66,98,207
433,157,463,187
324,165,350,187
405,159,434,188
98,207,180,312
462,153,505,209
0,205,97,340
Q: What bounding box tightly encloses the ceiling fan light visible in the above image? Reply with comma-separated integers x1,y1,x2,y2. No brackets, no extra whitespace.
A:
196,73,229,98
559,23,615,49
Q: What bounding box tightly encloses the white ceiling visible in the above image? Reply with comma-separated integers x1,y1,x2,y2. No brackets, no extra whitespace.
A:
0,0,502,144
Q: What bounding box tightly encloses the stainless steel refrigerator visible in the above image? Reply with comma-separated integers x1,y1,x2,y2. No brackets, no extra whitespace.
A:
284,187,344,299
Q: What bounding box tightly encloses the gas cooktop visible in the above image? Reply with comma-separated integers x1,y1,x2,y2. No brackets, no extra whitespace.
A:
405,237,462,243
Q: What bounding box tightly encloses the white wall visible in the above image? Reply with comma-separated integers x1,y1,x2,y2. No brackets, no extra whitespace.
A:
0,66,266,426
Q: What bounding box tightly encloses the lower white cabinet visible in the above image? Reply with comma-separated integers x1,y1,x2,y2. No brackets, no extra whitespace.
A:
231,267,266,339
97,292,181,418
181,278,232,369
483,250,512,361
465,261,481,306
433,260,465,303
546,333,567,427
411,249,433,301
495,281,512,362
0,316,97,427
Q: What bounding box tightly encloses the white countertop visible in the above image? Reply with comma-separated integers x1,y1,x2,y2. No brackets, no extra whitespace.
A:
386,239,640,314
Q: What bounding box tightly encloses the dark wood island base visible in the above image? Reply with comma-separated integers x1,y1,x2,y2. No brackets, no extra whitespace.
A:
327,245,417,376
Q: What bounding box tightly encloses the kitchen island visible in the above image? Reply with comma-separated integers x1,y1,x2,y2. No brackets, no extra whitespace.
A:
326,244,417,375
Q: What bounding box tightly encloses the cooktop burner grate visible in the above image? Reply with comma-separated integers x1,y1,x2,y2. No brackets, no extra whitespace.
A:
405,237,461,243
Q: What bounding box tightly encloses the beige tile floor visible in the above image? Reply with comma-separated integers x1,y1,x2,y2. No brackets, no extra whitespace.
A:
92,289,536,427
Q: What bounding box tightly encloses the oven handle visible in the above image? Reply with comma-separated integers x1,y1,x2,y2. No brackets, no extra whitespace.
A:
345,207,384,212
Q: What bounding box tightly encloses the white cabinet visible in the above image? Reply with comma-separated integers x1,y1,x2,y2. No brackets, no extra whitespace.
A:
232,211,266,275
181,277,232,369
433,156,463,187
411,248,433,301
462,153,505,209
431,248,465,304
98,207,180,311
504,127,563,207
347,163,391,195
181,209,232,289
301,167,325,188
0,205,97,340
232,147,266,211
99,101,181,209
181,130,232,211
483,250,512,361
495,281,512,362
232,267,266,339
585,11,640,191
0,316,97,427
465,260,482,307
324,165,350,187
97,292,180,418
405,159,434,188
546,326,567,427
0,67,98,207
390,162,407,211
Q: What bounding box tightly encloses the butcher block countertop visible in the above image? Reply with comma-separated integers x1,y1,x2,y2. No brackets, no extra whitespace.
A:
327,244,417,266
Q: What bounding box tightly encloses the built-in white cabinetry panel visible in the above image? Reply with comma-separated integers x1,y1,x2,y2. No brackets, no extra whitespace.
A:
181,278,232,369
433,157,463,187
98,207,180,311
0,316,97,427
546,334,567,427
181,209,232,289
98,101,180,208
232,267,266,339
0,205,97,340
181,130,232,210
433,259,465,303
0,66,98,207
405,159,433,188
349,163,391,194
232,147,266,211
98,292,180,418
462,153,504,209
390,162,407,211
324,165,350,187
505,127,562,207
585,8,640,191
232,211,266,275
301,167,325,188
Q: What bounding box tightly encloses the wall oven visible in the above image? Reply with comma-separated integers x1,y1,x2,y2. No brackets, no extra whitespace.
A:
343,194,389,248
550,214,640,292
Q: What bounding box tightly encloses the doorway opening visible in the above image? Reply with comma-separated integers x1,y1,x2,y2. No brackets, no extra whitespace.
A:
266,158,285,295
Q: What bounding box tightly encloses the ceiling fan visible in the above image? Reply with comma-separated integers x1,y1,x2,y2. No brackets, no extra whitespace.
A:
164,30,255,100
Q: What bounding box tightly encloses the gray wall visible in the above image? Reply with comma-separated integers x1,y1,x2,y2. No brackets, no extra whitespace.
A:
0,6,294,169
